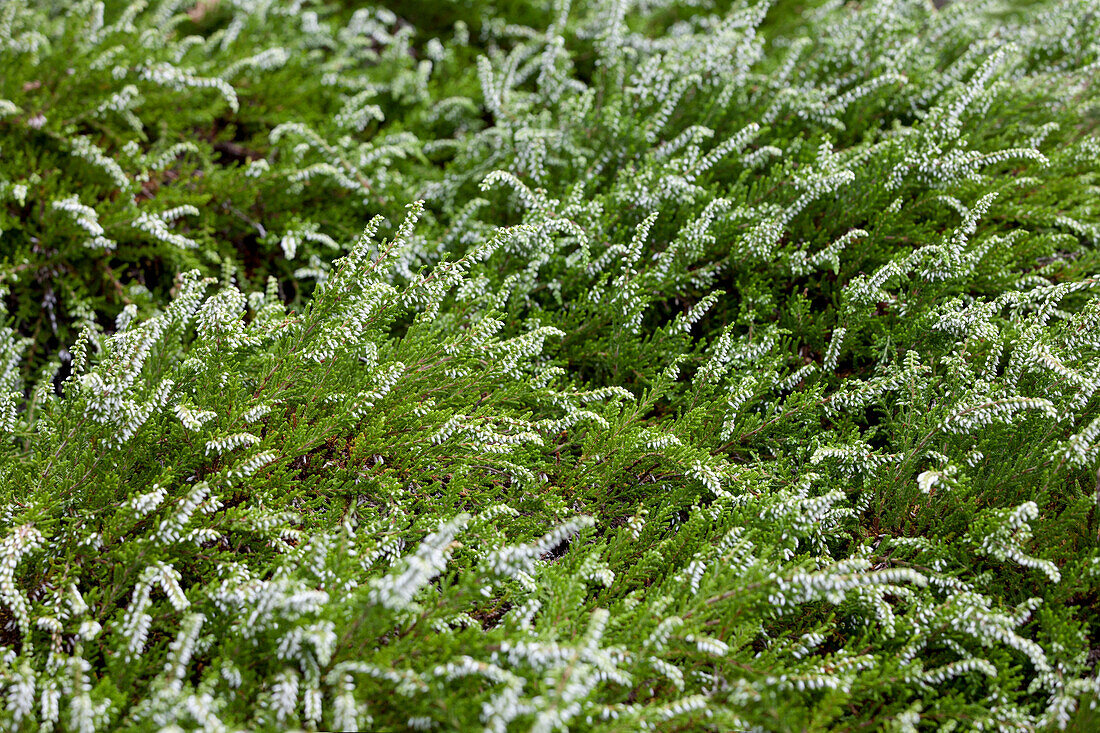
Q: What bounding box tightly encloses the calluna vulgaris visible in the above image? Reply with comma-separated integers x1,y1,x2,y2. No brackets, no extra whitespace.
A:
1,0,1100,730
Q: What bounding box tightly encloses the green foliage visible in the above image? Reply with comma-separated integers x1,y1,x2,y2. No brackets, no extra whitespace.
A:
0,0,483,377
1,0,1100,730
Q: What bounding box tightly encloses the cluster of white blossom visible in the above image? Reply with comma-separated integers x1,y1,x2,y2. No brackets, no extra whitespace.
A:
51,195,114,251
138,62,239,113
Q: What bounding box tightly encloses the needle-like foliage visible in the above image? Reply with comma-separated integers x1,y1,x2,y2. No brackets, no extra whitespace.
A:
1,0,1100,730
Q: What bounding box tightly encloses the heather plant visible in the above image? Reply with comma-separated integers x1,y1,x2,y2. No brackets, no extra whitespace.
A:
0,0,487,378
1,0,1100,731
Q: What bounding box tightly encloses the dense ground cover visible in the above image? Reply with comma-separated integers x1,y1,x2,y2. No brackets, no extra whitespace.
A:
1,0,1099,729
